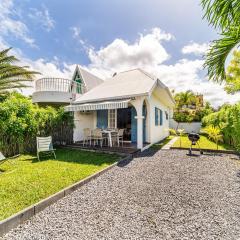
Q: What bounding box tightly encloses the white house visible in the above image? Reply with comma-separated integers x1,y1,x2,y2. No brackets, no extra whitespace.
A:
64,67,175,150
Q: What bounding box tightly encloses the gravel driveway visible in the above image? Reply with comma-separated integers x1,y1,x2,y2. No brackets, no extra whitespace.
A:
2,150,240,240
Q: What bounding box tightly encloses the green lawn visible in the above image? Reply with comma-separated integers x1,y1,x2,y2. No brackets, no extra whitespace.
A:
0,148,119,220
172,135,232,150
151,135,175,150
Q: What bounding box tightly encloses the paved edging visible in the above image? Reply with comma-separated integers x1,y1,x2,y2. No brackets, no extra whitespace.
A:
170,146,238,155
0,154,132,237
161,136,179,150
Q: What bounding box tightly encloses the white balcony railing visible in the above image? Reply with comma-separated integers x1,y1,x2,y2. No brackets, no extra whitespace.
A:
35,78,85,94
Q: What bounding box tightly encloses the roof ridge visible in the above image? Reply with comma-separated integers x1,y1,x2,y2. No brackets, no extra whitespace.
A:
138,69,157,81
77,65,103,82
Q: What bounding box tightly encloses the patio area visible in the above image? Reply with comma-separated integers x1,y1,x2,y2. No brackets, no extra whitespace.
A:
3,149,240,240
67,141,149,155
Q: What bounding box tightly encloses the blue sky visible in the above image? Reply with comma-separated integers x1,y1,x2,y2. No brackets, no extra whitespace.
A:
0,0,239,106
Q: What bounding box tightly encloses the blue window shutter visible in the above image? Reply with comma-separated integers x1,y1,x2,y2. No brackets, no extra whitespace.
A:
131,107,137,142
160,109,163,125
155,107,158,126
97,110,108,129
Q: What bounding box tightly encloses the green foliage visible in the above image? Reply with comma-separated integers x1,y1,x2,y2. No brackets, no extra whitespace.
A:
169,128,177,136
151,135,174,150
202,103,240,151
0,92,74,155
174,90,196,109
225,50,240,93
173,135,231,150
173,91,213,122
201,0,240,83
202,125,223,150
0,48,39,95
173,111,194,122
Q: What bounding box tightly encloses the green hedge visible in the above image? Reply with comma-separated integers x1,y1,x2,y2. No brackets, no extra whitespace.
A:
202,103,240,151
0,93,74,156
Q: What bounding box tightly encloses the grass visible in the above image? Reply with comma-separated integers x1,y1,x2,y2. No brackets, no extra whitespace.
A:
0,148,119,221
172,135,233,150
151,135,175,150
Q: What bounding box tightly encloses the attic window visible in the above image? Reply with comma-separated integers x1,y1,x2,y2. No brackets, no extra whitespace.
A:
74,73,82,83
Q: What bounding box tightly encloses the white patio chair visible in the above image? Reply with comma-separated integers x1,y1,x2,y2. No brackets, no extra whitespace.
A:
83,128,92,146
36,136,56,161
117,129,124,146
110,129,119,147
92,129,108,147
0,151,19,167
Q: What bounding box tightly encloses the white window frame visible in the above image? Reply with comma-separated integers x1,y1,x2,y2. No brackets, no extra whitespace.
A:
108,109,117,128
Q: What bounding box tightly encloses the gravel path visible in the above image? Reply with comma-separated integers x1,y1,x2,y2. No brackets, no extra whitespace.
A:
2,150,240,240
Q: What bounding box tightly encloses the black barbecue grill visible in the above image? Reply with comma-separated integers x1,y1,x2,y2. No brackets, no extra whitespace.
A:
188,132,203,155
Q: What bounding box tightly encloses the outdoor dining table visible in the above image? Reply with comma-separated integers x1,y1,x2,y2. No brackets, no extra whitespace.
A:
102,129,118,147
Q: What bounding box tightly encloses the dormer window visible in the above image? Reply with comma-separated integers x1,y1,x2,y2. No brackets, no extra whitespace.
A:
73,72,83,94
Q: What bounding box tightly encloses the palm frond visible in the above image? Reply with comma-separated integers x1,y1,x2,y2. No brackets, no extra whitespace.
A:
0,48,40,94
201,0,240,30
204,29,240,82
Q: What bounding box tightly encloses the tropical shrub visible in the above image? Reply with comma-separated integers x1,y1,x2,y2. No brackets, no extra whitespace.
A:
0,92,74,156
202,125,223,150
173,91,214,123
202,103,240,150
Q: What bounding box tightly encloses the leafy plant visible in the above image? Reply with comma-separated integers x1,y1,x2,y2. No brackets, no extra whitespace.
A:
177,129,185,148
173,90,213,123
169,128,177,136
201,0,240,83
0,92,74,156
225,50,240,93
0,48,39,95
202,125,223,150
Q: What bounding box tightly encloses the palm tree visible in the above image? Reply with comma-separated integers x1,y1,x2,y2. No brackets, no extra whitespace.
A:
174,90,196,109
201,0,240,83
0,48,39,95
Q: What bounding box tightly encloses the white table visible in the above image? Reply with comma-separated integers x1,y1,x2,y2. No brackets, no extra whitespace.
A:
102,130,118,147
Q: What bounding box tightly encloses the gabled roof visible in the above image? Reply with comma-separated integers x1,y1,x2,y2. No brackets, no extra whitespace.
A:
74,68,174,106
73,65,103,91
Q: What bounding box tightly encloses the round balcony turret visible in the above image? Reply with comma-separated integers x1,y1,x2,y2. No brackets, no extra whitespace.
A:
32,78,85,105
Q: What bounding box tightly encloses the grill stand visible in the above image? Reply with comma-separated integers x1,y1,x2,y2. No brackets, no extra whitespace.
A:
189,141,203,155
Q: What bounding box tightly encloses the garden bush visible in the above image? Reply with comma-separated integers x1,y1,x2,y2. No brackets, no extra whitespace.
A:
0,92,74,156
202,103,240,151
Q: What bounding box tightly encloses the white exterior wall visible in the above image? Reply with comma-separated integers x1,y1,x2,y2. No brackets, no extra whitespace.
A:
170,120,201,133
149,92,171,144
73,111,94,142
72,93,173,146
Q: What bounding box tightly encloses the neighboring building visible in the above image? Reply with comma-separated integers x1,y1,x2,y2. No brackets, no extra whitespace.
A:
32,66,175,151
65,68,175,150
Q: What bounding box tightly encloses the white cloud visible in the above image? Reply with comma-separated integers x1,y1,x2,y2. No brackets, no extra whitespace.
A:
84,29,240,107
0,0,36,47
70,26,81,38
28,5,55,32
70,26,90,51
152,59,240,107
0,23,239,107
182,42,209,56
88,28,173,75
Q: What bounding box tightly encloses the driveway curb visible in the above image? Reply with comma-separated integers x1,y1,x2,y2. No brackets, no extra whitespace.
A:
170,147,237,155
0,154,132,237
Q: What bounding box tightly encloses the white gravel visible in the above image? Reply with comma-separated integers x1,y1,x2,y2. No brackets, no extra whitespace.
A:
2,150,240,240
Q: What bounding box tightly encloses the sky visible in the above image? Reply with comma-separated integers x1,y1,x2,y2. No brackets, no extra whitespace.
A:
0,0,239,107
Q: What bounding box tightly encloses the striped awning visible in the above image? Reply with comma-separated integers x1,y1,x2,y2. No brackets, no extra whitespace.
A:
65,99,131,112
